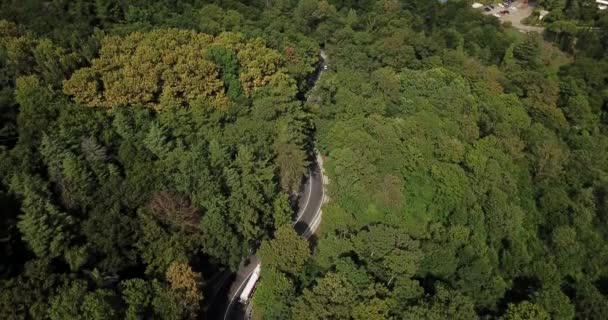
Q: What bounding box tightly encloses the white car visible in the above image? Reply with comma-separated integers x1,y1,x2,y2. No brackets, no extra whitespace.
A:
498,3,504,8
493,13,501,18
323,65,328,70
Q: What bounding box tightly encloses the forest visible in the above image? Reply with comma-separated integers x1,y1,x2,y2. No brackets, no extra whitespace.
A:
0,0,607,319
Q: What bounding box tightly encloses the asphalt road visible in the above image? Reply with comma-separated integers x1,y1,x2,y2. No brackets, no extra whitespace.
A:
218,163,324,320
207,51,328,320
294,165,325,238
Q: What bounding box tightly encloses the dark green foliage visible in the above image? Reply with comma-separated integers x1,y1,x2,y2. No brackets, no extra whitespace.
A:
0,2,317,318
0,0,607,319
207,45,243,101
48,280,119,320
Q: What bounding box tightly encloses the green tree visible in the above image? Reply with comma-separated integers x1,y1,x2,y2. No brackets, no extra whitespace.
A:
274,117,308,192
49,281,118,320
252,269,295,319
121,279,152,320
272,193,293,228
291,272,356,320
402,285,477,320
502,301,550,320
258,225,310,276
81,289,118,320
352,224,421,284
512,35,542,69
11,174,75,259
533,287,575,320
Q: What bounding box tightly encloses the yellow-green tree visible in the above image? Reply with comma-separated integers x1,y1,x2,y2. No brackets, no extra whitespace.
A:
63,29,287,111
165,261,202,319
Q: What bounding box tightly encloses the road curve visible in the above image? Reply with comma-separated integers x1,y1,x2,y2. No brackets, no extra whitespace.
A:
214,51,328,320
294,160,325,238
220,166,324,320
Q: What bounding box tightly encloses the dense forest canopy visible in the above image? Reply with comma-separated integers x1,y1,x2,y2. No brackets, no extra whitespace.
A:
0,0,607,319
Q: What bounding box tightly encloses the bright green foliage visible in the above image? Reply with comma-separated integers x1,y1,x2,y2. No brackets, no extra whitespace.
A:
252,269,295,320
11,174,75,258
254,225,311,319
291,272,357,320
1,0,608,319
297,0,608,318
258,225,310,276
207,45,243,101
272,193,293,228
502,301,550,320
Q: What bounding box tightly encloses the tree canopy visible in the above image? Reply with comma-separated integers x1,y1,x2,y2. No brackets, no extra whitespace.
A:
1,0,607,319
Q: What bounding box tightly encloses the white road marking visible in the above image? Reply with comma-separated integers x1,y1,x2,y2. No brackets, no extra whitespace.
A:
303,171,325,239
224,171,317,320
222,54,328,320
294,170,313,223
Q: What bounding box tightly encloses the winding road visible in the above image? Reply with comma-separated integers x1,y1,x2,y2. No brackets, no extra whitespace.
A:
206,51,328,320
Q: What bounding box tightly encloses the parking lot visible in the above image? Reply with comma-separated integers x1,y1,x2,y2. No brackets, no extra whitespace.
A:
479,1,545,33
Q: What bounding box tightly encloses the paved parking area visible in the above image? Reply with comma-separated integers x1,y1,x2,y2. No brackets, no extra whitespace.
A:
480,1,545,33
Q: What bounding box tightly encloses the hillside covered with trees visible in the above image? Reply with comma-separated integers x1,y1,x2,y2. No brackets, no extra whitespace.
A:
0,0,607,319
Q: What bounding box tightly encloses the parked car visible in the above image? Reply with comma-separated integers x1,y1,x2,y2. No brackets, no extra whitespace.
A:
500,10,510,15
484,7,492,11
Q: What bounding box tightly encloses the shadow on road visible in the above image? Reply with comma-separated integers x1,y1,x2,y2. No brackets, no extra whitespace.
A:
293,220,310,236
203,272,235,319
